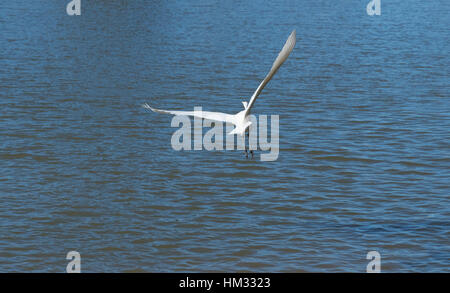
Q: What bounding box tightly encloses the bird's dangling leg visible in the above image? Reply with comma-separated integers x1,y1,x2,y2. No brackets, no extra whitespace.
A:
245,130,254,159
244,130,250,159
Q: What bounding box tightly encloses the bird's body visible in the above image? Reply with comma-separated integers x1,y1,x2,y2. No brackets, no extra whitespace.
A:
144,30,296,137
229,109,251,136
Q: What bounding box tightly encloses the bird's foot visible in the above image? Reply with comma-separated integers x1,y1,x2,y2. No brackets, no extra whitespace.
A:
250,150,254,159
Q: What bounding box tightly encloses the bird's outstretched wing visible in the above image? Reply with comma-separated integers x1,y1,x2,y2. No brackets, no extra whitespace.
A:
245,30,296,114
143,103,235,124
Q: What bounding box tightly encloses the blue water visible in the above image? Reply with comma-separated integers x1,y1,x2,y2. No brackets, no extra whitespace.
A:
0,0,449,272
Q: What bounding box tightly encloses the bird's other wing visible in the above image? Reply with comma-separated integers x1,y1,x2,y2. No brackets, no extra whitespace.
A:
245,30,296,114
143,103,236,124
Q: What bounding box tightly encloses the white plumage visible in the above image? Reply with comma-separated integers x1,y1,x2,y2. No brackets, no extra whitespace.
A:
144,30,296,136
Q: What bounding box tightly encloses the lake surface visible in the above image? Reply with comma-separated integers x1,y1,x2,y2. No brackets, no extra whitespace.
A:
0,0,449,272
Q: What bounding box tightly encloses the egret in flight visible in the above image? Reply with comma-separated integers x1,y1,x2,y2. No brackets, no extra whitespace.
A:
144,30,296,157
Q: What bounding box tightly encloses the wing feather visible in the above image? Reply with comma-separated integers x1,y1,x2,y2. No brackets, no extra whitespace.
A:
143,104,235,124
245,30,296,114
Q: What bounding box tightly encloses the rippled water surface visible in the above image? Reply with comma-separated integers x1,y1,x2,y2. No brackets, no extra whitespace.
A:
1,1,449,272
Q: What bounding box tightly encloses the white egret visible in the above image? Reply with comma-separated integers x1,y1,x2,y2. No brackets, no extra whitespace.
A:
143,30,296,156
